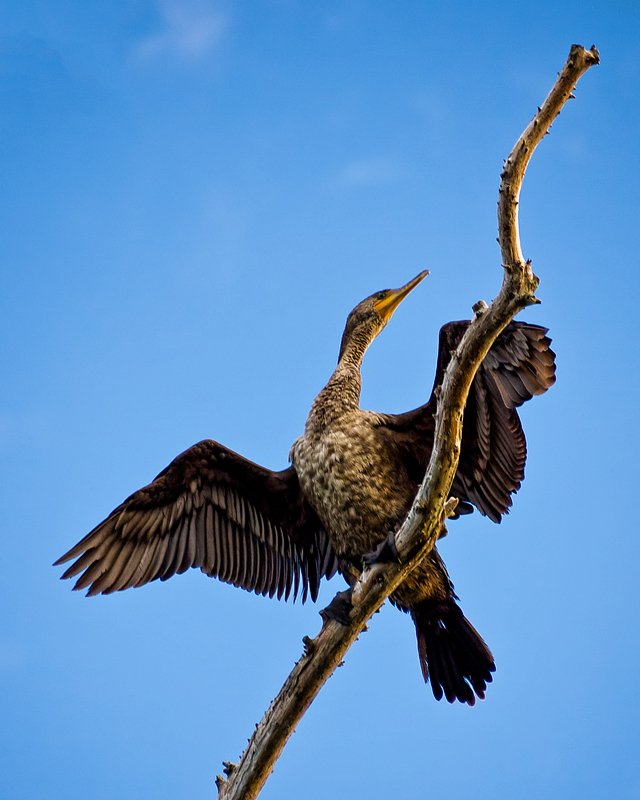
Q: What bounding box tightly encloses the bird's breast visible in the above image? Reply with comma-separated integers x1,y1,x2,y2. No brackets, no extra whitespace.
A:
291,413,415,560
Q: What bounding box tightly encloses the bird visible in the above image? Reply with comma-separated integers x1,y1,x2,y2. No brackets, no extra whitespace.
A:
55,271,556,705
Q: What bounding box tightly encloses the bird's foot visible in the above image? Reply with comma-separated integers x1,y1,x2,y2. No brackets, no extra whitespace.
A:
363,531,401,567
321,589,354,626
449,499,474,519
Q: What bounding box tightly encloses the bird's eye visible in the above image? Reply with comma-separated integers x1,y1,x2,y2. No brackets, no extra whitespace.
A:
376,292,387,300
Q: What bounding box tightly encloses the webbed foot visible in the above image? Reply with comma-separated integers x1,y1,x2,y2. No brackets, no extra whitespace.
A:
321,589,353,626
363,531,401,567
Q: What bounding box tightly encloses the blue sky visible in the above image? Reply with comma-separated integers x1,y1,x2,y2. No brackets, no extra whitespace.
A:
1,2,639,799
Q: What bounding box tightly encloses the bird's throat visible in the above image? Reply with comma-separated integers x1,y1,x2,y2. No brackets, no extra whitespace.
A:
309,320,374,428
308,364,362,428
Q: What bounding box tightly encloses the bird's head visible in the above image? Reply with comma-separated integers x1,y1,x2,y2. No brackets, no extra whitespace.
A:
338,270,429,363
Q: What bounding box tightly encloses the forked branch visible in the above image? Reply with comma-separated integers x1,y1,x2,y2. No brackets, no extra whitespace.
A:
216,44,599,800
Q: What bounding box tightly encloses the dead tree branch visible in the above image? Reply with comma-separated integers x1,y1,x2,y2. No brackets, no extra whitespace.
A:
216,43,599,800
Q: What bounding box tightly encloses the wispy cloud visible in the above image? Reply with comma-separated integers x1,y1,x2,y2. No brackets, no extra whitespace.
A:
135,0,226,60
328,157,405,189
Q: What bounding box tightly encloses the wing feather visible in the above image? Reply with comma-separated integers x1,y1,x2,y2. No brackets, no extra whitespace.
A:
179,513,197,575
110,540,148,593
55,440,334,601
158,525,180,581
202,504,216,575
380,321,555,523
194,505,207,569
93,539,137,596
172,516,190,577
133,537,162,587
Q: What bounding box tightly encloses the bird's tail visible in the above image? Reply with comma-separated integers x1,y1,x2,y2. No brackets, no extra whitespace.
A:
410,598,495,706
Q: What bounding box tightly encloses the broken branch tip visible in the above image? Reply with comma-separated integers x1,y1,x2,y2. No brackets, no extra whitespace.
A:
472,300,488,316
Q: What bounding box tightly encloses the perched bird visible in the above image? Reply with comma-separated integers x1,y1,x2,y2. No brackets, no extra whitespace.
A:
55,272,555,705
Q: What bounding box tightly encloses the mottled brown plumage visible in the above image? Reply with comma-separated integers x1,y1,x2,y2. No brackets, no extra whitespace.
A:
55,272,555,706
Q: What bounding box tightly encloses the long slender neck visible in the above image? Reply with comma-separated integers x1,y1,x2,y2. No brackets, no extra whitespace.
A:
307,324,375,428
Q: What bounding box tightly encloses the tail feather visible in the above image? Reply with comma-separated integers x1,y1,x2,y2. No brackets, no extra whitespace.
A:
411,598,495,706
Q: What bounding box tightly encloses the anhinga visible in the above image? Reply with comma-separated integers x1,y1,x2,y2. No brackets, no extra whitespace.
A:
55,272,555,705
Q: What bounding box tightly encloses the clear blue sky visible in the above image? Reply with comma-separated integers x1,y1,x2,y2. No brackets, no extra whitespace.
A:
1,3,639,799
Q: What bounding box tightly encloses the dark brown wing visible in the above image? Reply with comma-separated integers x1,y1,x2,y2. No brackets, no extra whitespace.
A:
54,440,337,601
380,321,556,522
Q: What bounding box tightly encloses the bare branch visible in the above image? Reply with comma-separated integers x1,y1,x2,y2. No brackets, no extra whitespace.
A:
216,44,598,800
498,44,599,269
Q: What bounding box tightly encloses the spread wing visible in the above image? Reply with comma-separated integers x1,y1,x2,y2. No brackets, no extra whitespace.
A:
54,440,337,601
380,321,556,522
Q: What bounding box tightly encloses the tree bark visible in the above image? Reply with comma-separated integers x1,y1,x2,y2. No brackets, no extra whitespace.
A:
216,43,599,800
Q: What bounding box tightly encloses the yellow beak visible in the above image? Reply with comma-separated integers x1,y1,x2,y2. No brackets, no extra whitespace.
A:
373,270,429,322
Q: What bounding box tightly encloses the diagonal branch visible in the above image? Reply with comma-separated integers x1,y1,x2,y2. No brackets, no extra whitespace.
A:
216,43,599,800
